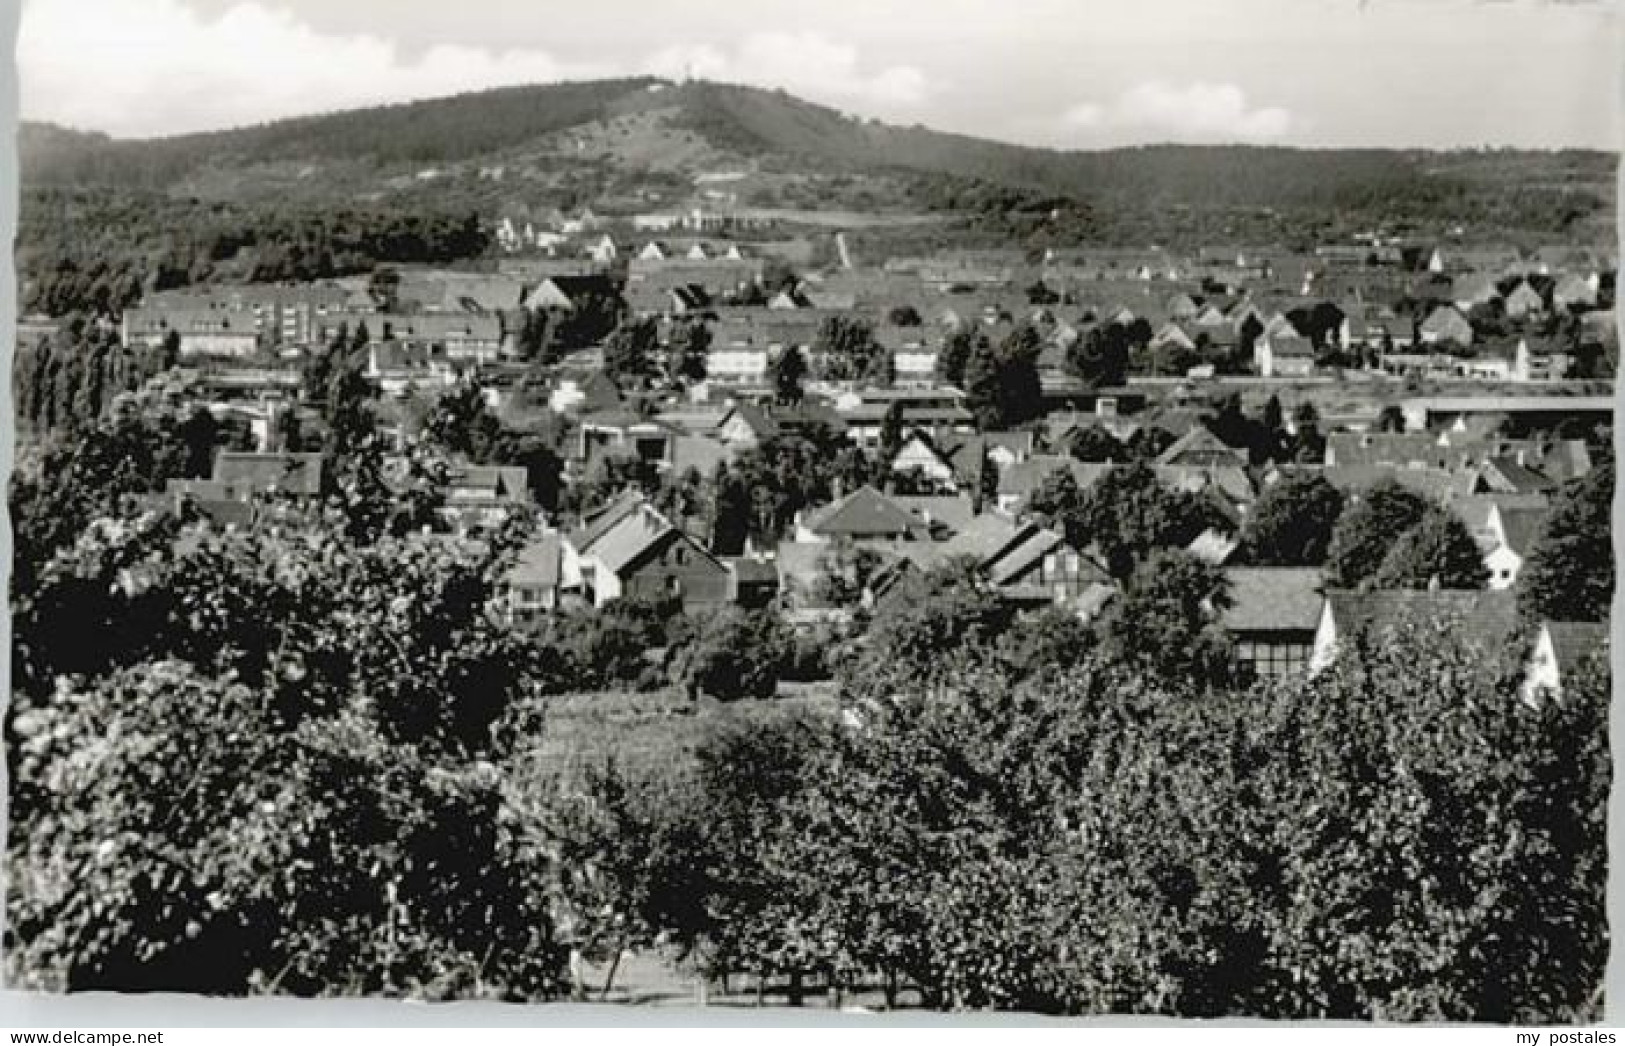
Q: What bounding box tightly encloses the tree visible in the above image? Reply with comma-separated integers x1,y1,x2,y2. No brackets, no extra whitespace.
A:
1094,549,1241,690
423,381,499,458
886,304,922,327
992,324,1044,428
1067,323,1129,388
812,316,886,384
672,607,794,701
1026,464,1086,535
772,346,807,406
1370,508,1489,590
1324,480,1430,589
844,561,1013,697
516,308,556,362
670,319,712,386
9,518,569,998
368,265,401,309
937,327,976,388
878,401,907,464
1260,610,1606,1021
1056,462,1224,579
1067,425,1122,463
1240,474,1346,566
1289,403,1326,463
963,326,1042,430
603,318,659,387
322,361,378,459
1124,426,1177,463
1519,460,1614,622
995,606,1095,682
1026,279,1060,305
709,463,752,556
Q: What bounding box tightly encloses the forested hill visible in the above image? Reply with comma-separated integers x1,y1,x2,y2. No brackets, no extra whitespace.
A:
22,78,1616,220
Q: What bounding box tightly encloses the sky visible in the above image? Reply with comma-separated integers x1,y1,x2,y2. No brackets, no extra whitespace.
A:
15,0,1623,150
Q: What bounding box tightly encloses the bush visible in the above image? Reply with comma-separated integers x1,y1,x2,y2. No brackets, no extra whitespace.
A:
671,606,794,701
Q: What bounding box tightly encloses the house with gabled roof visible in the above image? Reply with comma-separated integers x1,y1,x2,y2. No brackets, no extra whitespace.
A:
1151,321,1198,355
1450,275,1502,312
562,493,730,610
1476,502,1548,590
504,530,563,624
883,511,1113,613
1309,589,1519,677
995,456,1113,515
212,451,325,497
527,274,620,312
1155,425,1248,468
888,431,960,492
1503,280,1545,319
795,486,932,547
1222,568,1325,678
574,411,680,471
1520,620,1608,705
715,402,780,451
1552,274,1600,313
1419,305,1473,347
442,463,532,526
1255,332,1316,377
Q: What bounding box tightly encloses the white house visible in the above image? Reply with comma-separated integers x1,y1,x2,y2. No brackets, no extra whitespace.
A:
1519,620,1608,705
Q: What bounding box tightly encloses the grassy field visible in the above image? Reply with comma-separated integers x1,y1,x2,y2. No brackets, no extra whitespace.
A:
508,682,840,790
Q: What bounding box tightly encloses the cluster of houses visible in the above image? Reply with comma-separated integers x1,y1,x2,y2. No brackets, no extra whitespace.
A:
116,236,1618,424
153,360,1607,704
113,234,1615,703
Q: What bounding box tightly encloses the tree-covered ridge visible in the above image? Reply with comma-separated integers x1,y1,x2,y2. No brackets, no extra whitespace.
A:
20,78,666,186
20,79,1616,248
18,188,488,318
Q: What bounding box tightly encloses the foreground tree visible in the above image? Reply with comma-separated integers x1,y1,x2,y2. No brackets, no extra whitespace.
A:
8,515,568,998
1094,549,1242,690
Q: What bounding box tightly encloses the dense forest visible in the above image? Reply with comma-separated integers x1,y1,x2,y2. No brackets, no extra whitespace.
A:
18,188,488,318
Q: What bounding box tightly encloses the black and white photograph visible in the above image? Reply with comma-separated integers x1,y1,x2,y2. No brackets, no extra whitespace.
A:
3,0,1619,1025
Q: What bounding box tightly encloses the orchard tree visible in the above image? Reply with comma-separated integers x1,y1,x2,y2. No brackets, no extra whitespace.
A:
1094,549,1241,690
672,607,794,701
8,515,570,998
1259,609,1607,1021
844,561,1013,696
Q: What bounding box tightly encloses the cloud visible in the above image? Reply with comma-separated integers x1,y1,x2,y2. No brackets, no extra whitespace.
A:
20,0,617,136
1062,81,1295,143
646,32,935,110
19,1,933,137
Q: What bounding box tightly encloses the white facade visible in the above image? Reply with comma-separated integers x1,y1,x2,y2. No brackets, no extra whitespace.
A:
705,347,769,385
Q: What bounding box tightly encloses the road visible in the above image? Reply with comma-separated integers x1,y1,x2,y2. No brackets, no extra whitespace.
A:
835,231,854,270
